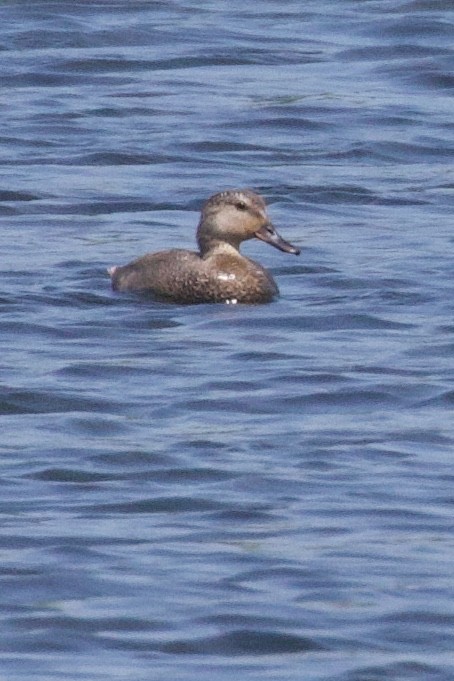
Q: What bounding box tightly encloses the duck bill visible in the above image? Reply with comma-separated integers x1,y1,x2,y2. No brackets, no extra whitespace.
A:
255,223,300,255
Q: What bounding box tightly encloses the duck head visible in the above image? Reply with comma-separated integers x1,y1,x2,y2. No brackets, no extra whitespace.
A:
197,189,300,256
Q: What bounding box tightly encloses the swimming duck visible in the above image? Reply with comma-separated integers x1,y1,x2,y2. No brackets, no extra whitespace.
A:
108,189,300,304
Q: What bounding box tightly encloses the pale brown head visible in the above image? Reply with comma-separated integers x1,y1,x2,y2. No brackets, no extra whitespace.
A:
196,189,300,256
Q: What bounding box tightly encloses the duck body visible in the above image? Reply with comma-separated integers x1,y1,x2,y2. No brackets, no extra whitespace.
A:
110,246,279,304
109,189,299,305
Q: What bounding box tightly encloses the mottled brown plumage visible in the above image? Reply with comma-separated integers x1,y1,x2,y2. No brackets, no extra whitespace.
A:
108,189,300,304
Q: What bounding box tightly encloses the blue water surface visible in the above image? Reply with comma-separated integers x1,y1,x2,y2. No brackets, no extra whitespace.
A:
0,1,453,680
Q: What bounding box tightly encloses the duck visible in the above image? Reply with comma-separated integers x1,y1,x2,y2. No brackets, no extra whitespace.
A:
108,189,300,304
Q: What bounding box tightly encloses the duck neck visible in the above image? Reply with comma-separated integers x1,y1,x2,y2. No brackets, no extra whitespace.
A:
197,223,241,256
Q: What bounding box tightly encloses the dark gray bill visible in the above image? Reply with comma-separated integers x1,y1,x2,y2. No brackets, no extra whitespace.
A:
255,223,300,255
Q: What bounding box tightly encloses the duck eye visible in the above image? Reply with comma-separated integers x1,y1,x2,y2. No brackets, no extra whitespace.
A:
235,201,247,211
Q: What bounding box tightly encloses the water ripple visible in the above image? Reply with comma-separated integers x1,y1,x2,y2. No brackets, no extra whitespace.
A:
0,1,453,680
